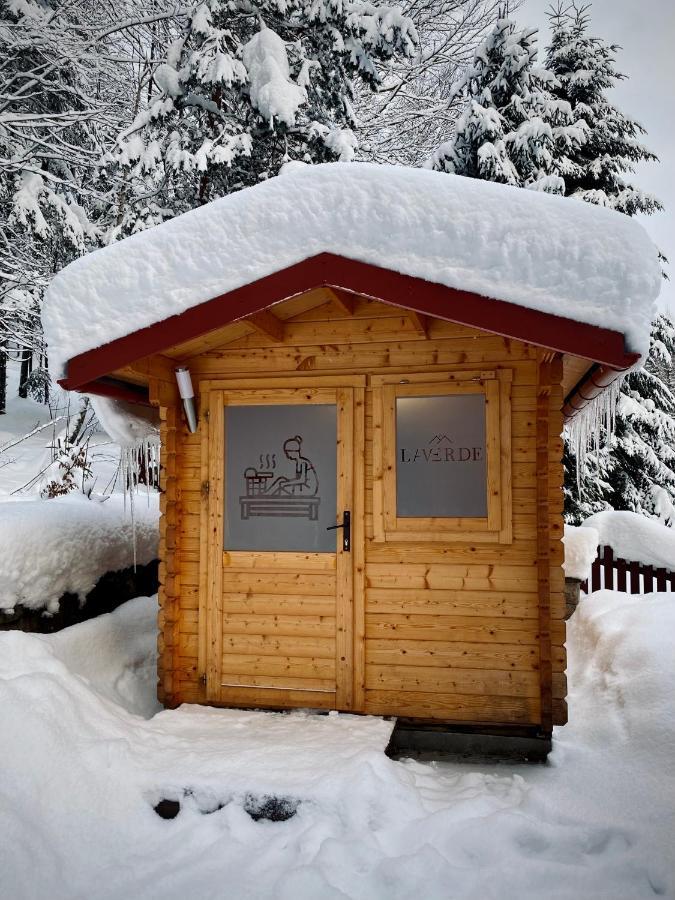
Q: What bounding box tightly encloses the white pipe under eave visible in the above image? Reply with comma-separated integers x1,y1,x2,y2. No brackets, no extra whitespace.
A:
175,367,198,433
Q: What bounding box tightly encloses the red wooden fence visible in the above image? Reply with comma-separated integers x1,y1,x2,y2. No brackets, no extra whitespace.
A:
581,545,675,594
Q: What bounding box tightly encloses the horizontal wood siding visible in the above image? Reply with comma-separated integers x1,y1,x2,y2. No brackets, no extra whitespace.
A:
158,294,567,727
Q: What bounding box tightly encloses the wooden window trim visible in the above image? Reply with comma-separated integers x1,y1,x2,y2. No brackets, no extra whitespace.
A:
372,370,513,544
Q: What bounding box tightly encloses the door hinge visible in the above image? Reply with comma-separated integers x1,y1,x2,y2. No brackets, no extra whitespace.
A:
204,409,210,422
199,673,207,688
201,480,210,498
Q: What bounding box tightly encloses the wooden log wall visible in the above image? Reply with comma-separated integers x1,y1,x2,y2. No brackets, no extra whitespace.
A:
154,296,567,729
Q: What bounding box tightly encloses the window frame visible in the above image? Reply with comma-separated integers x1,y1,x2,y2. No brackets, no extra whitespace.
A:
372,370,513,544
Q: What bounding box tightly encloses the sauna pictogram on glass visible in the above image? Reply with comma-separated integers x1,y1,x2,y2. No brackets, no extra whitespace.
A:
240,435,321,521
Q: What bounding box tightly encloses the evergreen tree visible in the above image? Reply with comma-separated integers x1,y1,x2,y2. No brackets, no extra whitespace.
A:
545,2,662,215
427,15,585,192
566,316,675,523
105,0,418,234
543,3,667,521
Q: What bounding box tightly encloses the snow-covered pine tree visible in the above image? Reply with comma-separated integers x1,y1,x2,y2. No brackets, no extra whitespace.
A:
426,15,586,192
545,4,667,520
565,315,675,524
105,0,418,234
545,2,663,215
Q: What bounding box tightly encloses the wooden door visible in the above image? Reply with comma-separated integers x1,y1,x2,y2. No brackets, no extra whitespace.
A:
203,377,365,711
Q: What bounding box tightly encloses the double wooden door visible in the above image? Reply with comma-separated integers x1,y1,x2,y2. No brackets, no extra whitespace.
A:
203,376,365,710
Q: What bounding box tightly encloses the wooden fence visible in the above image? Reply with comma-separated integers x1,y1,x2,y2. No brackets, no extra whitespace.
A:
581,545,675,594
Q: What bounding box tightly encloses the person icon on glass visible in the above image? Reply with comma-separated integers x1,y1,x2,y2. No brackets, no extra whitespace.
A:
265,435,319,497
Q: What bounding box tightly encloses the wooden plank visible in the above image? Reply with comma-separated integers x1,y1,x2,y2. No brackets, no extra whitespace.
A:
499,371,514,543
221,655,336,680
219,613,336,637
365,588,538,619
407,311,428,338
603,545,614,590
189,339,535,376
223,551,336,571
365,614,539,644
366,545,540,566
365,665,540,697
222,571,336,595
617,557,627,592
656,567,667,592
245,310,285,342
371,379,385,543
352,384,367,711
535,354,555,734
335,386,354,708
205,390,225,699
215,686,336,709
629,559,640,594
366,639,539,671
364,690,539,723
220,387,337,405
365,563,539,591
222,634,336,658
221,594,336,616
219,674,335,692
643,564,654,593
325,286,354,316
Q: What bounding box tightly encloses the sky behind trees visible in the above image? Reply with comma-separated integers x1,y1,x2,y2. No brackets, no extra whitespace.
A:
521,0,675,314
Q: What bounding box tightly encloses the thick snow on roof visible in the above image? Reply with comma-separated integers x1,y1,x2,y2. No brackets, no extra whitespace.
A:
43,162,662,379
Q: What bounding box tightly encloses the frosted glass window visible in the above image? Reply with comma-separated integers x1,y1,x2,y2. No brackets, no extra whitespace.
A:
224,404,337,551
396,394,487,517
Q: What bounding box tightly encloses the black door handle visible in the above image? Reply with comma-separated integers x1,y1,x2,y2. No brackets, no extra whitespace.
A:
327,510,351,552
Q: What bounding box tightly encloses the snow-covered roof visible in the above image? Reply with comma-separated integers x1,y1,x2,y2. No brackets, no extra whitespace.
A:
43,162,662,379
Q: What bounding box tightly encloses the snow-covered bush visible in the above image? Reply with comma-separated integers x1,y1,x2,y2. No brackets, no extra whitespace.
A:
581,510,675,571
0,494,158,613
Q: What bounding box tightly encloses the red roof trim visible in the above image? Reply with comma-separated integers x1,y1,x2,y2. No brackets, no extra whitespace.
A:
59,252,638,391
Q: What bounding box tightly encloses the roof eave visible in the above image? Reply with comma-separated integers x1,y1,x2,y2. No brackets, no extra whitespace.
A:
58,253,640,395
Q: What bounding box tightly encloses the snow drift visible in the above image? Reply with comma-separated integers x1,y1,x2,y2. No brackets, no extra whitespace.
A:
1,587,674,899
43,162,661,379
0,493,158,612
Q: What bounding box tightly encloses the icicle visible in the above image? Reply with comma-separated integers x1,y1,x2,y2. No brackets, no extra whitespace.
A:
564,375,625,495
90,395,160,572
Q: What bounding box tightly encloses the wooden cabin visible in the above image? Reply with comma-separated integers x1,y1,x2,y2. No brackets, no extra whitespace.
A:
47,164,658,751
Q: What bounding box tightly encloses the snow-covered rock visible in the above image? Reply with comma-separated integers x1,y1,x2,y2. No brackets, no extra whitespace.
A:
582,509,675,570
563,523,599,580
0,493,158,612
43,162,662,379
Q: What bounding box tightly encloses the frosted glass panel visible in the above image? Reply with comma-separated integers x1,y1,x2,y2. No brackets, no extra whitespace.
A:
396,394,487,517
225,404,337,551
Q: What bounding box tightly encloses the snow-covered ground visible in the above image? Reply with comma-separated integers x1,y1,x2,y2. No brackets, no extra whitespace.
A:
1,590,674,899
